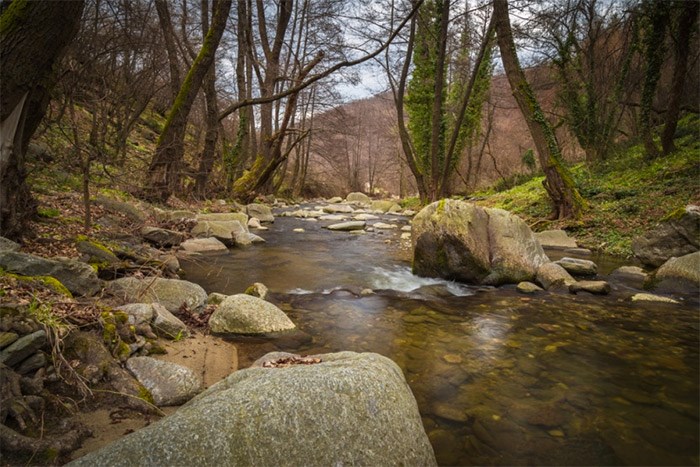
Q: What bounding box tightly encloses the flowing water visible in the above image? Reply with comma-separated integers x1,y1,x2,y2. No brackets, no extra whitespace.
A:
181,209,699,466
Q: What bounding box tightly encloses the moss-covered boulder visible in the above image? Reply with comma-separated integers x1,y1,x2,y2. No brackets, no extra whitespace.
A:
412,200,549,286
197,212,249,224
68,351,436,466
105,277,207,314
191,220,247,246
126,357,203,406
209,294,295,334
346,192,371,205
245,203,274,223
0,251,102,296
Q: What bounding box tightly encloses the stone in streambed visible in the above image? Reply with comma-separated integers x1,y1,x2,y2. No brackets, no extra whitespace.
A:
209,294,295,334
326,221,366,231
517,281,543,294
554,257,597,276
69,351,436,466
569,280,611,295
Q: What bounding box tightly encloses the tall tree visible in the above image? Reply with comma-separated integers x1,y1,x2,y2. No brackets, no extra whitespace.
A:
144,0,232,202
493,0,585,219
638,0,670,159
660,0,699,155
0,0,85,239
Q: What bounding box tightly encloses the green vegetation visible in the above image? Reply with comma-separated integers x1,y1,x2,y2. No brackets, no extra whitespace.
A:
474,114,699,256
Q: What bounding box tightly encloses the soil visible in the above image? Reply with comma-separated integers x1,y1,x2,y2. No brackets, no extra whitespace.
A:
68,333,238,461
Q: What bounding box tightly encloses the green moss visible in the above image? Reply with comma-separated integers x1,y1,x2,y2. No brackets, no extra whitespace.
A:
436,199,447,215
0,0,29,36
661,206,688,222
0,268,72,297
137,384,155,405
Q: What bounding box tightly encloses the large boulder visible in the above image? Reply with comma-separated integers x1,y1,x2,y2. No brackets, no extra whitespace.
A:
412,200,549,285
346,192,371,205
69,351,436,467
126,357,203,406
246,203,274,223
209,294,295,334
652,251,700,295
632,205,700,267
0,236,20,252
105,277,207,314
0,251,102,296
536,262,576,290
140,226,184,248
191,220,248,246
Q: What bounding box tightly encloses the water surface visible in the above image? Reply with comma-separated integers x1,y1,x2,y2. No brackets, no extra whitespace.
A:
181,210,699,466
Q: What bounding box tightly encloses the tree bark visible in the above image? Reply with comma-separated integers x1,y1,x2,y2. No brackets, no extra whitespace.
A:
661,0,698,155
493,0,585,219
144,0,232,202
154,0,182,103
194,0,221,198
0,0,85,240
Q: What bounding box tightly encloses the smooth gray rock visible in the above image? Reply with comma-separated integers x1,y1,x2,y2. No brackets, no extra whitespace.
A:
653,251,700,294
179,237,228,253
326,221,366,231
0,251,101,296
517,282,543,294
319,214,347,221
106,277,207,314
569,280,611,295
246,203,274,223
0,236,20,252
345,192,371,205
141,226,184,247
327,196,343,203
191,220,247,246
209,294,295,334
534,230,578,249
555,257,598,276
151,303,190,339
69,351,436,467
412,200,549,286
0,330,46,367
632,205,700,267
126,357,202,406
373,222,398,230
354,213,379,221
115,303,155,326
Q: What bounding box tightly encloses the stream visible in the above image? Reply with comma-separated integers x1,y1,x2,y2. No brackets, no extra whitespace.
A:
181,208,699,466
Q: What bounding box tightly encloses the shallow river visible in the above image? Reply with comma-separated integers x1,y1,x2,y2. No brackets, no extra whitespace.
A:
181,209,699,466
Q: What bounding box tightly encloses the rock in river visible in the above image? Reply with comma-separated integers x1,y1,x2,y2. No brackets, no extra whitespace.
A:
652,251,700,294
69,351,436,467
412,199,548,285
209,294,296,334
326,220,366,231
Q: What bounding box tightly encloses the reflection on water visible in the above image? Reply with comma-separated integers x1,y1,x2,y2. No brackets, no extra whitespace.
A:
181,213,699,466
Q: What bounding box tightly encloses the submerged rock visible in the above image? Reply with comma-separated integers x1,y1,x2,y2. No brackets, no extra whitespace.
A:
412,200,548,286
631,293,679,304
209,294,295,334
126,357,202,406
70,351,436,466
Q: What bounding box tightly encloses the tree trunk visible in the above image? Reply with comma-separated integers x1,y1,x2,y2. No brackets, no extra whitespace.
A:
144,0,232,202
639,0,670,159
0,0,85,240
154,0,182,103
661,0,698,155
493,0,585,219
194,0,220,198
